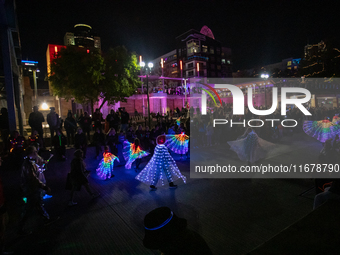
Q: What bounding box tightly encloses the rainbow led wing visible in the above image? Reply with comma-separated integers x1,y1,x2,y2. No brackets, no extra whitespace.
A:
96,152,119,179
176,118,181,126
303,120,340,142
165,133,189,154
123,141,149,169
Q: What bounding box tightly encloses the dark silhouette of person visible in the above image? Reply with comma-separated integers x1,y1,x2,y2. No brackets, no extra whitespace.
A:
143,207,212,255
28,106,45,139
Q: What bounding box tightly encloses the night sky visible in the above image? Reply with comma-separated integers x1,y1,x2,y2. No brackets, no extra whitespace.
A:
16,0,340,76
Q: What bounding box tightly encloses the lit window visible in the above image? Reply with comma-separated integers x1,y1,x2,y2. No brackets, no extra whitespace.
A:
202,45,208,53
221,59,226,64
210,47,214,54
227,60,231,64
287,61,292,66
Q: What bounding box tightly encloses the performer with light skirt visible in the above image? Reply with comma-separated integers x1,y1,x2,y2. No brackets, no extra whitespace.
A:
227,127,274,165
123,138,149,170
136,135,186,190
303,117,340,143
96,146,119,180
165,132,189,156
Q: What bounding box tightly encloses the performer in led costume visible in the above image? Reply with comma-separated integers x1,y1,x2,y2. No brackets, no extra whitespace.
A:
96,146,119,180
123,138,149,170
303,117,340,143
228,127,274,164
332,114,340,125
136,135,186,190
165,132,189,155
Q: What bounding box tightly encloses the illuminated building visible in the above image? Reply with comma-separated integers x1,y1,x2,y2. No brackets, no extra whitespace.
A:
64,24,101,51
151,26,232,80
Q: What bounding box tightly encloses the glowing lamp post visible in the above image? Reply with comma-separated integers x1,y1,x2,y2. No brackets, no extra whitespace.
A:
140,60,153,127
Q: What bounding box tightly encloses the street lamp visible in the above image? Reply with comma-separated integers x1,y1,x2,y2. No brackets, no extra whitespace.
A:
140,61,153,127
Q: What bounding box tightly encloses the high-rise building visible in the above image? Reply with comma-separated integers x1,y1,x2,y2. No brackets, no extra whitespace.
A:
151,26,232,81
63,24,101,50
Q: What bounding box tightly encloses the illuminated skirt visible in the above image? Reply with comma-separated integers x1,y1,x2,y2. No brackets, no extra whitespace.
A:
135,144,186,186
303,121,340,142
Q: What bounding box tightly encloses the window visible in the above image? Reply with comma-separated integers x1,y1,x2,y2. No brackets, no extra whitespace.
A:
294,66,298,69
188,63,193,68
202,45,208,53
227,60,231,64
221,59,226,64
210,47,214,54
188,71,194,77
216,48,221,54
287,61,292,66
217,65,221,70
187,39,200,55
211,64,215,69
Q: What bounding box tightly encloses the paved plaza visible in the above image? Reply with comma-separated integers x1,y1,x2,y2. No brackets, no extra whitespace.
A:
1,133,323,254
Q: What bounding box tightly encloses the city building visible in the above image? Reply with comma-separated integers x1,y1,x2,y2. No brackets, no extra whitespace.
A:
0,0,25,133
64,24,101,50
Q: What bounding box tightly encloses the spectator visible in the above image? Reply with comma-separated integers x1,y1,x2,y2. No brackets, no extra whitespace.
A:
47,107,60,139
106,109,118,131
68,149,99,206
52,129,67,161
75,128,87,158
64,111,77,146
92,108,103,131
0,108,9,153
78,112,92,141
106,128,118,155
93,128,105,159
121,108,130,132
28,106,45,140
143,207,212,255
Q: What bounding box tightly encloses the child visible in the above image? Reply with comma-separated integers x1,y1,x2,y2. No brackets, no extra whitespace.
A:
96,146,119,180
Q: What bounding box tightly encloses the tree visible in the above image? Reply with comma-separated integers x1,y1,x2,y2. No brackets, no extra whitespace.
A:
99,46,141,109
48,45,141,113
48,46,105,113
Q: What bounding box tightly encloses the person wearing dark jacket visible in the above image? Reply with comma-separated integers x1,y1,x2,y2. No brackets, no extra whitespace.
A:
75,128,87,158
64,111,77,146
52,129,67,161
93,128,105,159
106,128,118,155
28,106,45,139
47,107,60,139
92,109,103,131
68,150,99,206
78,112,92,141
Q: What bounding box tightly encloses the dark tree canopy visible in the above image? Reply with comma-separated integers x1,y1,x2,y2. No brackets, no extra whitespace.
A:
48,45,141,112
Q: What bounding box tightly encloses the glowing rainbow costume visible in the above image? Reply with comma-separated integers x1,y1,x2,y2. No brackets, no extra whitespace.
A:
332,115,340,125
96,152,119,180
165,133,189,154
123,141,149,169
303,119,340,142
135,135,186,187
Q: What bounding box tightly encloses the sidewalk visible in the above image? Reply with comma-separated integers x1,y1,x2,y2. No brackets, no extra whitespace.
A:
1,134,317,254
